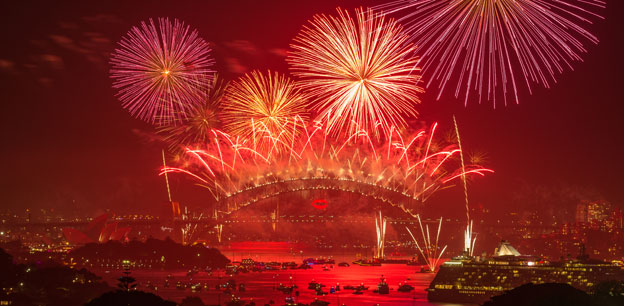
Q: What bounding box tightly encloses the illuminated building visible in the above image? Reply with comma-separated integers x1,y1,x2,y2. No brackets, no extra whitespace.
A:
62,214,130,245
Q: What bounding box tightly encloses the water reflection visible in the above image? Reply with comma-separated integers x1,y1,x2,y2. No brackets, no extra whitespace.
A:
94,246,467,306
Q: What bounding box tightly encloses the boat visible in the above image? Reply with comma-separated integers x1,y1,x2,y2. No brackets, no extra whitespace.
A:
303,257,335,265
308,281,325,290
343,283,369,291
352,259,381,266
352,259,371,266
297,263,312,270
277,284,296,294
397,283,415,292
315,287,328,295
428,241,624,304
374,276,390,294
338,262,350,267
283,262,298,269
225,296,245,306
190,283,202,292
225,278,237,289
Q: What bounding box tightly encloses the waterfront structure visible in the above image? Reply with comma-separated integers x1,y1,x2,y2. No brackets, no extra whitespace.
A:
428,241,624,304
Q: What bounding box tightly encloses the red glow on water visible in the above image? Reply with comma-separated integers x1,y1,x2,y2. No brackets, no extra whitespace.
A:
228,241,300,251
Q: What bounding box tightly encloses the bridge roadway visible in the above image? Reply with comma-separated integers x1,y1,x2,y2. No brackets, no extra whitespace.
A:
1,215,478,229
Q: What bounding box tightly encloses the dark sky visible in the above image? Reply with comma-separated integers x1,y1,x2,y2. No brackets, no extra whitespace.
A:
0,0,622,216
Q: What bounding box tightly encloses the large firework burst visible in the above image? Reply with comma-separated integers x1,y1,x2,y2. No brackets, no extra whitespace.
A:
157,74,227,152
376,0,605,106
110,17,214,124
288,8,423,139
221,70,308,153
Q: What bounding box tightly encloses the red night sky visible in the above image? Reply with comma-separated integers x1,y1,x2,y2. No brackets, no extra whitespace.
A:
0,0,622,216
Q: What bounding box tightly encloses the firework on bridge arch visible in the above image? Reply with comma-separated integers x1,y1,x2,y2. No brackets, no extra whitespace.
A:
160,119,492,215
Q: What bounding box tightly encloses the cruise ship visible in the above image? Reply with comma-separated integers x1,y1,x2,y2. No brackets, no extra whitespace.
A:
427,241,624,304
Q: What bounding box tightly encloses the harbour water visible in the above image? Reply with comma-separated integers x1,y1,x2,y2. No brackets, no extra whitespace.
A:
93,243,471,306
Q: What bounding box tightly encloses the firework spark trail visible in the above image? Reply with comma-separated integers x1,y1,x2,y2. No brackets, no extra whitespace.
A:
453,116,470,224
161,120,492,216
375,0,605,106
288,8,423,138
464,220,477,257
162,149,172,202
222,71,308,153
421,123,438,201
442,169,494,183
110,18,214,124
375,211,387,259
181,210,203,245
406,215,447,272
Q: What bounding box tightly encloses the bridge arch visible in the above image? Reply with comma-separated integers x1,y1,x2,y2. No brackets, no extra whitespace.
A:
215,177,428,218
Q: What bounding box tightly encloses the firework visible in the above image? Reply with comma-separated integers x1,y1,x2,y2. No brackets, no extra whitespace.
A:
464,220,477,256
157,74,227,152
454,116,477,256
161,121,492,216
375,211,387,259
221,70,308,153
180,207,203,245
406,215,447,272
376,0,605,106
110,18,214,124
288,8,423,138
